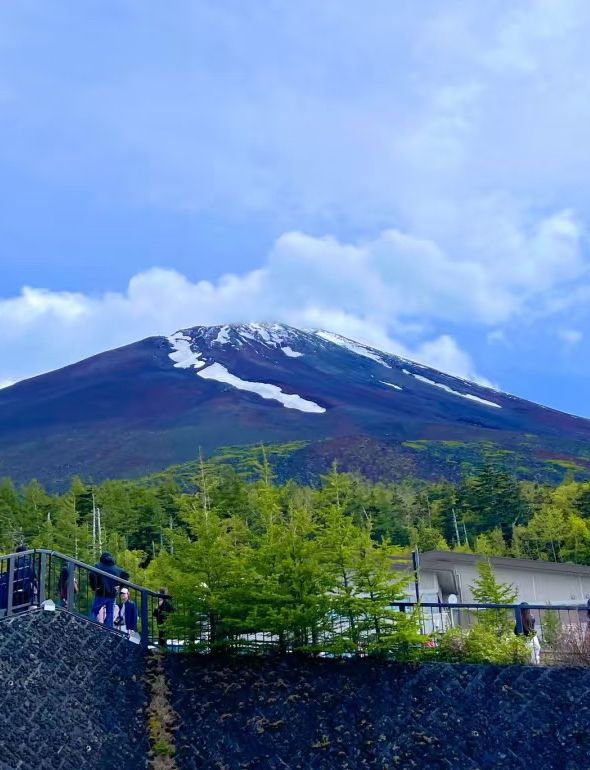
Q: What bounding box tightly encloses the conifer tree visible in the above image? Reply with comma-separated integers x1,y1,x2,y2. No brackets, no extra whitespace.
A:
351,523,419,657
166,473,252,648
316,468,365,650
248,498,331,651
0,478,21,549
471,559,517,634
19,480,50,543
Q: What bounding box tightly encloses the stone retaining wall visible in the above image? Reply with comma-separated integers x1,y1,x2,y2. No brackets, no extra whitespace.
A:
0,610,148,770
165,655,590,770
2,612,590,770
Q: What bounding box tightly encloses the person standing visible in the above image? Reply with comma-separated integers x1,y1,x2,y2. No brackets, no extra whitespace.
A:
115,587,137,635
57,563,78,609
153,588,175,647
89,552,128,628
515,602,541,664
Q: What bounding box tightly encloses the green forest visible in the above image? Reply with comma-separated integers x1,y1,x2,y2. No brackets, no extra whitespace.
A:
2,449,588,661
2,449,590,569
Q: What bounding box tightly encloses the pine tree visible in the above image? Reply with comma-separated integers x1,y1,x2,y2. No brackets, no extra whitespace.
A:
19,480,51,543
351,524,420,657
316,470,366,650
248,498,331,651
0,478,21,549
470,559,517,634
166,478,252,649
474,528,506,557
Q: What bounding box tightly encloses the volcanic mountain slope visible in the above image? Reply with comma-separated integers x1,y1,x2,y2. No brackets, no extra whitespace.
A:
1,323,589,487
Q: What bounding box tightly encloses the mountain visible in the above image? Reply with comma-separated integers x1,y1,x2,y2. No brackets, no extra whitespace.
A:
1,322,590,487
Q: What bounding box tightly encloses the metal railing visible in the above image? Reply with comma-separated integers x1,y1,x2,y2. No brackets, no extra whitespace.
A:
2,549,589,663
400,600,590,664
157,601,590,665
0,549,164,648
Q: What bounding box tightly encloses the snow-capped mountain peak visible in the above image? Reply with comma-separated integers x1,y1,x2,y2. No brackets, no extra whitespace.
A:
170,322,310,358
167,323,325,414
166,323,502,410
2,321,589,487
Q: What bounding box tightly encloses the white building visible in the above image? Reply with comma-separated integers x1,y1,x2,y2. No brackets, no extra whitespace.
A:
410,550,590,606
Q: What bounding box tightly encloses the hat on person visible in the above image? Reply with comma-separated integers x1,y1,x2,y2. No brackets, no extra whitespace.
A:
120,587,129,595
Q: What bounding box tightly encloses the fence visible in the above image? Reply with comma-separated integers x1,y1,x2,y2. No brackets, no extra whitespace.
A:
1,549,589,663
158,600,590,663
0,548,163,648
403,601,590,665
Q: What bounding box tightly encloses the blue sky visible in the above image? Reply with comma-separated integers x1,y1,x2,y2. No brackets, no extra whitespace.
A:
1,0,590,416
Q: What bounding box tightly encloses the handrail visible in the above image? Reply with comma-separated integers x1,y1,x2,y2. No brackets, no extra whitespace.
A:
36,549,161,597
399,601,590,611
3,549,590,658
0,548,162,648
6,551,587,614
0,549,159,596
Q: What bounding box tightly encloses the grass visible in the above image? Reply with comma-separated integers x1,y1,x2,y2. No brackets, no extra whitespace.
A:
402,441,429,451
144,653,178,770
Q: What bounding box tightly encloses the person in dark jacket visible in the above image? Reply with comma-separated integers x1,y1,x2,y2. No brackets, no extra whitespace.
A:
12,545,38,612
115,587,138,634
153,587,175,647
515,602,541,664
514,602,535,636
57,564,78,609
89,552,128,628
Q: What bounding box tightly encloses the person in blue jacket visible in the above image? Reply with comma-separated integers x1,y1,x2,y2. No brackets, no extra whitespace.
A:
115,586,138,635
89,552,128,628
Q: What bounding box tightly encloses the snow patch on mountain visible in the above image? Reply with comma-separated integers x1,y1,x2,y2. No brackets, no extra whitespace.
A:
315,331,392,368
197,362,325,413
381,381,402,391
410,373,501,408
238,323,296,348
282,347,303,358
167,334,206,369
207,322,304,352
212,326,231,345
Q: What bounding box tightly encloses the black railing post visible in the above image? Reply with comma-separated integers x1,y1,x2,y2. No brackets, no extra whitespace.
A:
6,555,14,616
38,551,47,605
140,589,149,648
66,561,75,610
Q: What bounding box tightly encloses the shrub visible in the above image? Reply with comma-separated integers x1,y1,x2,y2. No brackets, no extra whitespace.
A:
551,625,590,667
436,625,530,665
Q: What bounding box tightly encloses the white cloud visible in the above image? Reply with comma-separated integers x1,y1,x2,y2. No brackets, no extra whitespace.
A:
0,379,15,390
487,330,506,345
411,336,494,387
2,2,590,395
4,213,579,388
557,328,583,347
4,1,590,248
0,260,488,387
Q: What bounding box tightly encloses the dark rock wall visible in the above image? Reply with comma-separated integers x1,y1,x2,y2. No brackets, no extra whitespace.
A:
0,610,148,770
2,615,590,770
165,655,590,770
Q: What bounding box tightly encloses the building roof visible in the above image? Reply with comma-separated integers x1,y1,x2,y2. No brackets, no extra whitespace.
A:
419,550,590,577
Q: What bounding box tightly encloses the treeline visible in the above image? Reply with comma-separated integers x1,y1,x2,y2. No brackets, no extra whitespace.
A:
1,454,590,569
2,453,587,659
